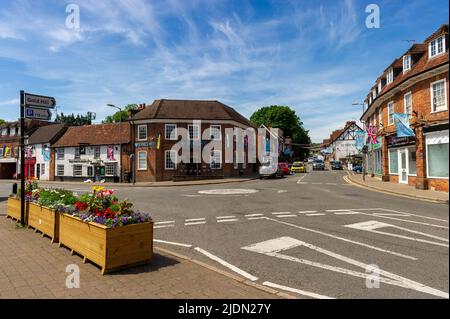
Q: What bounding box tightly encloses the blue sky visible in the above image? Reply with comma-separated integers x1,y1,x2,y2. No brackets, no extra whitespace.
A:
0,0,448,142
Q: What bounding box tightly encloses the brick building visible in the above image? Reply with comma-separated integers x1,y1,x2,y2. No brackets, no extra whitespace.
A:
361,24,449,192
51,123,131,182
130,99,257,182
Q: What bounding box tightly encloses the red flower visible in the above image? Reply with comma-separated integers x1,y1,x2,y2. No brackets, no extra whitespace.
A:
74,201,88,211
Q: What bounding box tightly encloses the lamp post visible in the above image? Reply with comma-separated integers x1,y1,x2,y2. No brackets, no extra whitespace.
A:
353,102,367,181
106,104,123,182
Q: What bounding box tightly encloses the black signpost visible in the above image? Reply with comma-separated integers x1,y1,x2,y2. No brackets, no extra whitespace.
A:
19,91,56,226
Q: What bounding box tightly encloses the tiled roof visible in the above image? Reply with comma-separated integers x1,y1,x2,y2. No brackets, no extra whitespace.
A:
132,99,254,127
28,124,67,145
51,123,130,147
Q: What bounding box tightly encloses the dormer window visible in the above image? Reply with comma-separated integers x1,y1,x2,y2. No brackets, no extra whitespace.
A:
429,35,446,58
378,81,382,93
403,55,412,72
372,89,377,100
386,68,394,84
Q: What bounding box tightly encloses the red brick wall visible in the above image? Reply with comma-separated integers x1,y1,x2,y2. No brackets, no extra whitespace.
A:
428,179,449,192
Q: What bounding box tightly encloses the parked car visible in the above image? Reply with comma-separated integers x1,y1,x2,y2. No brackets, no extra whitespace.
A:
331,161,343,170
352,164,363,173
290,162,306,173
259,162,284,179
312,159,325,170
278,162,290,175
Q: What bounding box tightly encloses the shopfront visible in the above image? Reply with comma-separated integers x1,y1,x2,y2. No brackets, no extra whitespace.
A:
387,136,416,185
424,129,449,191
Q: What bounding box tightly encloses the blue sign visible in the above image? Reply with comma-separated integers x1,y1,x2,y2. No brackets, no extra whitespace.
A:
355,130,366,151
394,113,415,137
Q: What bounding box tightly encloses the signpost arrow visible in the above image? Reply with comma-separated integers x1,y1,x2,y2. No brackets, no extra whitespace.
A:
24,93,56,109
25,106,52,120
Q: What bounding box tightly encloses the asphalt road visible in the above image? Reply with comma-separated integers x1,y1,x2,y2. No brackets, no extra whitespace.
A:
1,170,448,299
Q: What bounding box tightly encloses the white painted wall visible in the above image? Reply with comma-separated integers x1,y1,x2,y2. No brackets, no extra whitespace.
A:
33,143,51,181
333,140,357,160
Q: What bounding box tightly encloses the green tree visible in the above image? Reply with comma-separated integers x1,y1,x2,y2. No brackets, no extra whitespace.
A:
103,104,139,123
55,112,93,126
0,119,5,125
250,105,311,160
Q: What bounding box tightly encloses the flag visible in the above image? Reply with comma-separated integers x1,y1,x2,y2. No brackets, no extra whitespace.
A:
355,130,366,151
394,113,415,137
366,125,377,145
4,146,10,156
156,133,161,150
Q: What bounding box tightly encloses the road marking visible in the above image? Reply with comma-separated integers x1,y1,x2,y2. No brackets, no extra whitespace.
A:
277,190,288,193
298,211,317,214
297,175,307,184
217,219,239,223
311,182,323,185
198,189,259,195
216,215,236,219
194,247,258,281
326,208,381,212
262,281,335,299
297,182,308,185
345,221,449,247
184,221,207,226
245,213,264,217
355,212,449,229
380,208,449,223
185,218,206,222
242,237,447,298
326,183,337,185
265,217,417,260
155,221,175,225
154,239,192,248
248,217,268,220
271,212,292,215
276,215,297,218
181,194,202,197
305,213,326,216
154,224,175,229
334,212,360,215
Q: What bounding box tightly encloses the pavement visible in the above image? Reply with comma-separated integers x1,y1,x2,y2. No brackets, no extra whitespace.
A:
0,201,282,299
0,170,448,299
346,172,449,204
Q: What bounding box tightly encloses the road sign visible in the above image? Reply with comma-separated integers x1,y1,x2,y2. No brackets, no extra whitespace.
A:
25,106,52,120
24,93,56,109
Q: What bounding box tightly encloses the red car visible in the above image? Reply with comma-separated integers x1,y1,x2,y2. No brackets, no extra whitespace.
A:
278,162,290,176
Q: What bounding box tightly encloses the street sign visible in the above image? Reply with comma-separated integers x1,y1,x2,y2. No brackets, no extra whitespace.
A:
25,106,52,120
24,93,56,109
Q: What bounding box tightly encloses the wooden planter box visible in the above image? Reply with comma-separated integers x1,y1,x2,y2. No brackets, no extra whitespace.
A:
27,202,59,243
59,214,153,274
7,197,28,223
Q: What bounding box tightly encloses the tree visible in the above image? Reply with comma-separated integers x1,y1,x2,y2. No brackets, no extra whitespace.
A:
250,105,311,160
0,119,5,125
103,104,139,123
55,112,93,126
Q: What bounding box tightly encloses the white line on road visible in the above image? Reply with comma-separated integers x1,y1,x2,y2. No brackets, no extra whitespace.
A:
217,219,239,223
155,221,175,225
276,215,298,218
262,281,335,299
271,212,292,215
356,212,449,229
265,217,417,260
184,221,207,226
245,213,264,217
380,208,449,223
334,212,360,215
297,175,307,184
154,224,175,229
185,218,206,222
154,239,192,248
326,183,337,185
194,247,258,281
248,217,268,220
298,211,318,214
216,215,236,219
305,213,326,216
311,183,323,185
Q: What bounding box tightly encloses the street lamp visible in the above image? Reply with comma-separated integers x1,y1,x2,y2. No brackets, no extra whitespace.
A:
106,104,123,182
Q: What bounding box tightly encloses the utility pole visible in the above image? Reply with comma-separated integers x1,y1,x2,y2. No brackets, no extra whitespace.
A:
19,91,25,226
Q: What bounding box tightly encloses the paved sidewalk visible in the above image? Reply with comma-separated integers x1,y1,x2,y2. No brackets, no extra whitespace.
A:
346,173,449,203
0,176,258,188
0,202,280,299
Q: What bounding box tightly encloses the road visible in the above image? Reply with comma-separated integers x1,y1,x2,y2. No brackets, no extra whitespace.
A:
1,170,448,299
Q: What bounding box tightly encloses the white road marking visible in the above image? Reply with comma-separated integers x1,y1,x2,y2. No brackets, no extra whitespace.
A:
194,247,258,281
297,182,308,185
380,208,449,223
154,224,175,229
305,213,326,216
265,217,417,260
198,189,258,195
242,237,447,298
216,215,236,219
245,213,264,217
298,211,318,214
311,182,323,185
326,183,337,185
248,217,268,220
326,208,381,212
217,219,239,223
271,212,292,215
154,239,192,248
276,215,298,218
185,218,206,222
155,221,175,225
182,194,202,197
297,175,307,184
345,221,449,247
262,281,335,299
277,190,288,193
184,221,207,226
334,212,360,215
355,212,449,229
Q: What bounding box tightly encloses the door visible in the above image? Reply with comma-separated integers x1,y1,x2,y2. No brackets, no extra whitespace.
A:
399,149,408,184
36,164,40,180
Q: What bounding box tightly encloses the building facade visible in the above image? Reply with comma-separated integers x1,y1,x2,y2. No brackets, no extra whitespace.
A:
51,123,131,182
361,24,449,192
131,99,257,182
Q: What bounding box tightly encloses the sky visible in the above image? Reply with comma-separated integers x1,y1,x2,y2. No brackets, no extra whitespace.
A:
0,0,448,142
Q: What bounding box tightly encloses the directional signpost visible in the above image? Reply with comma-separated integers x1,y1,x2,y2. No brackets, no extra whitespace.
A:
19,91,56,226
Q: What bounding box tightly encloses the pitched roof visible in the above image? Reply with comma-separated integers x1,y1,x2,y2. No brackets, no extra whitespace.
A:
132,99,254,127
51,123,130,147
28,124,66,145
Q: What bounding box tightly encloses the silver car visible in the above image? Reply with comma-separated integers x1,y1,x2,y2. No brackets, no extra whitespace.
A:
259,162,283,179
312,160,325,170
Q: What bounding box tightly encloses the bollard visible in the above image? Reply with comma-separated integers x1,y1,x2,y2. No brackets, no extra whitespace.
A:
12,183,18,195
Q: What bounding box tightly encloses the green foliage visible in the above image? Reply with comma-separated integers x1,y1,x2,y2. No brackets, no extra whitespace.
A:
0,119,5,125
250,105,311,160
37,189,78,208
55,112,93,126
102,104,138,123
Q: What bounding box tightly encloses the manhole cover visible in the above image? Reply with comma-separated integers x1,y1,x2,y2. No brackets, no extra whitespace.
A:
198,189,259,195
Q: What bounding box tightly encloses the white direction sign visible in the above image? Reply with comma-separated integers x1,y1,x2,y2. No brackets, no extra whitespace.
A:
24,93,56,109
25,106,52,120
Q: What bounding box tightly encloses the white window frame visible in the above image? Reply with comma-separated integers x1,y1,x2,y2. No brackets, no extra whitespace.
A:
56,148,64,160
105,163,116,176
188,124,200,140
407,146,417,176
378,81,382,93
387,101,394,126
94,146,101,159
386,68,394,84
74,147,81,159
41,163,45,176
57,165,65,176
210,124,222,140
425,131,449,179
372,89,376,100
378,108,382,127
137,151,147,171
165,124,177,140
137,125,147,141
210,150,222,169
404,92,412,115
430,79,447,113
429,35,446,59
403,55,411,72
73,165,83,177
388,148,399,175
165,150,177,170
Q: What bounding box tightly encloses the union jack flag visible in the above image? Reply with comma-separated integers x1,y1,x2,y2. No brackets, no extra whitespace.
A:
366,125,378,145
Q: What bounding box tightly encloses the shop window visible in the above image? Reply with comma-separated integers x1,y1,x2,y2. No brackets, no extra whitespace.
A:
408,148,416,175
105,163,116,176
138,151,147,170
389,149,399,174
73,165,82,176
427,143,449,178
57,165,64,176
